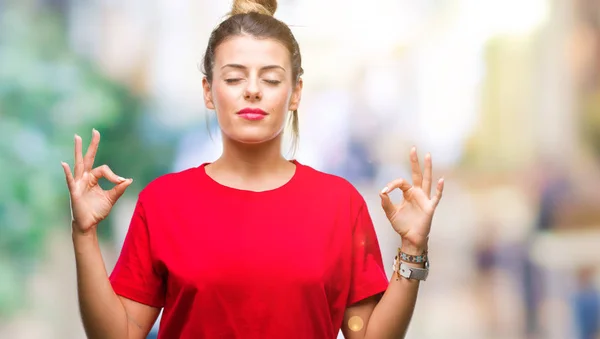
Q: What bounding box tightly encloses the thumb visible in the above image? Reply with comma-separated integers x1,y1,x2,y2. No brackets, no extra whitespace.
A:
379,188,396,218
107,178,133,203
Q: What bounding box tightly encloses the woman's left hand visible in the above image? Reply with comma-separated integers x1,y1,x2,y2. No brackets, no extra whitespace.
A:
379,147,444,254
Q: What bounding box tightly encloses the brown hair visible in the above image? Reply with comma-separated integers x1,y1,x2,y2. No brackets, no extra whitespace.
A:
202,0,303,153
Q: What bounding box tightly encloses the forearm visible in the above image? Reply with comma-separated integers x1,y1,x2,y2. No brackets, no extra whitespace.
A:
73,226,129,339
364,244,425,339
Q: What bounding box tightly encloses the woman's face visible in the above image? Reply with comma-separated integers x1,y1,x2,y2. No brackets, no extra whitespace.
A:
203,35,302,145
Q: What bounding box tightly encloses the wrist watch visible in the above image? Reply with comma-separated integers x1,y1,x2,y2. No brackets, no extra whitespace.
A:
399,260,429,281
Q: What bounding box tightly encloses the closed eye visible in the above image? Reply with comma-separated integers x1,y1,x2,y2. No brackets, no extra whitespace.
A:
225,78,242,84
264,80,281,85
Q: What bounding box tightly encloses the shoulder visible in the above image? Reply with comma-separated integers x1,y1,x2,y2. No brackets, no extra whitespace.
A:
296,162,366,207
138,166,203,203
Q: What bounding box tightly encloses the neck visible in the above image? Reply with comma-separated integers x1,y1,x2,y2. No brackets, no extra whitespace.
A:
212,134,291,178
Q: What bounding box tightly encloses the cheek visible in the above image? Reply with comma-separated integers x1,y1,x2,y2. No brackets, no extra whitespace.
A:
212,85,240,109
267,87,293,112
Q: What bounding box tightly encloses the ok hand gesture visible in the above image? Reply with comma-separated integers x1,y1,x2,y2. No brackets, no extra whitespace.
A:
380,147,444,254
61,129,132,234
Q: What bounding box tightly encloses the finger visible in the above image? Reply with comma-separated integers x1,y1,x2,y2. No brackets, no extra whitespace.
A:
74,134,84,179
422,153,432,198
410,146,423,188
381,178,413,195
90,165,127,185
431,178,445,208
61,161,75,191
83,129,100,172
379,190,396,218
107,179,133,203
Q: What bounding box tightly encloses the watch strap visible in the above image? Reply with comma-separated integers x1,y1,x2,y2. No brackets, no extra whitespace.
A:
399,262,429,281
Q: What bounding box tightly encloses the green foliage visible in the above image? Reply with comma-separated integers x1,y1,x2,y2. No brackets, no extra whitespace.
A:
0,5,176,317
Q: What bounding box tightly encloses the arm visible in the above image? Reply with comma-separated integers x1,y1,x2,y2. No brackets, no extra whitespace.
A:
73,227,160,339
342,247,424,339
343,148,444,339
62,130,162,339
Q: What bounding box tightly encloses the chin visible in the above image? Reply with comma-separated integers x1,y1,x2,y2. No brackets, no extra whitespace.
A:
227,129,282,145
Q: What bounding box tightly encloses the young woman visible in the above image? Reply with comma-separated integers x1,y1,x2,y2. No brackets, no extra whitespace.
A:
61,0,444,338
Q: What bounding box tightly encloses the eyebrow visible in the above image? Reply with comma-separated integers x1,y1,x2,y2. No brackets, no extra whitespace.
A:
220,64,286,72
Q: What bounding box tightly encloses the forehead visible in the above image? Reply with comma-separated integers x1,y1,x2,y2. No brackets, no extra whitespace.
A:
214,35,290,69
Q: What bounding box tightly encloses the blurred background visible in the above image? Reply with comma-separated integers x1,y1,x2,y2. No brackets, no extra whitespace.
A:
1,0,599,338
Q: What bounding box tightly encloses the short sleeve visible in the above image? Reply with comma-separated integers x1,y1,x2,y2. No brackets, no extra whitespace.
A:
347,201,389,306
109,199,165,308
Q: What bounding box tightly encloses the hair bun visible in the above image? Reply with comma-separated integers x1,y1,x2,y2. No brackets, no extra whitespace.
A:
231,0,277,16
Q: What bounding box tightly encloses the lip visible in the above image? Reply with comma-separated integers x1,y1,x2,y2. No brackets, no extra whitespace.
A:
237,107,268,121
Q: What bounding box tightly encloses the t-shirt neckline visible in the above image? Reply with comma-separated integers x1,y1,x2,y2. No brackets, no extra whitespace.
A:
198,160,302,194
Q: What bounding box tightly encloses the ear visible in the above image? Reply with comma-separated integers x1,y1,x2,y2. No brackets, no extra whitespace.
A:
202,77,215,110
288,78,303,112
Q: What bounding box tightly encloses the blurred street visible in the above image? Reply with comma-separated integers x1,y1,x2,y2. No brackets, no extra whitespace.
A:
1,0,599,338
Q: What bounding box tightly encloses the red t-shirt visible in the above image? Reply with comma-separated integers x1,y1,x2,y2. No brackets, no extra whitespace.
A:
109,161,389,339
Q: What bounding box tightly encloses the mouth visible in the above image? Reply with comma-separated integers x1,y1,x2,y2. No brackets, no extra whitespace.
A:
237,108,268,121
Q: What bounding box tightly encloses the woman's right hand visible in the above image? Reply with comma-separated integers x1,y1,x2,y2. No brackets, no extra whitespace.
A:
61,129,133,235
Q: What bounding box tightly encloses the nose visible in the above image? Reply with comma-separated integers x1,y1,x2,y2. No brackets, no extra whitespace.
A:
244,90,261,101
244,79,262,101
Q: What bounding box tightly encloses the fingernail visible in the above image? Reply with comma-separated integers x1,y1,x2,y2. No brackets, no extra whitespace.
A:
117,176,126,182
92,128,97,133
380,186,389,194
